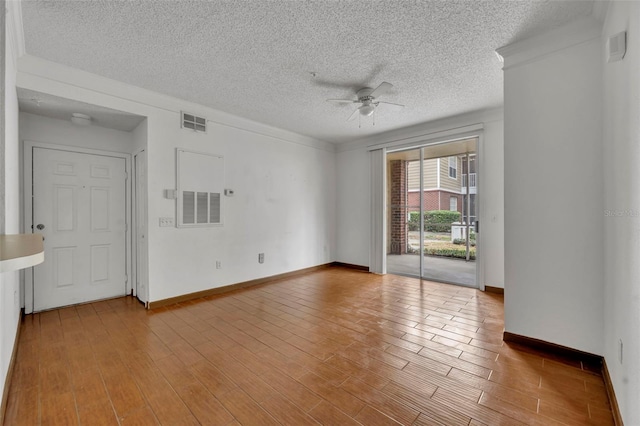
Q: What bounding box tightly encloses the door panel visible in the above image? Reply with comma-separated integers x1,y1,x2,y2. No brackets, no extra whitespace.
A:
54,185,76,231
33,148,127,311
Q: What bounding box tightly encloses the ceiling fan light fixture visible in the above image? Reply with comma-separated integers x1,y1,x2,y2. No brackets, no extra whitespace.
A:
327,81,402,123
359,104,375,117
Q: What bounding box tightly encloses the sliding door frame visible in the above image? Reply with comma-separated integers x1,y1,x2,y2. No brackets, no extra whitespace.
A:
370,124,485,290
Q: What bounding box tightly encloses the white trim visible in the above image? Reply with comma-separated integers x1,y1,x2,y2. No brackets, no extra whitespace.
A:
497,16,602,70
436,158,441,188
337,108,501,153
176,149,225,228
369,124,484,153
23,141,133,313
16,55,336,153
476,133,485,291
133,150,148,305
6,0,26,61
408,188,466,195
448,156,457,179
419,148,424,276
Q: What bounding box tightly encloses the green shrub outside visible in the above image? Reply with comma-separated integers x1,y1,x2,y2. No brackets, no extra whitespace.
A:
424,247,476,260
407,210,461,232
408,211,420,231
453,238,476,247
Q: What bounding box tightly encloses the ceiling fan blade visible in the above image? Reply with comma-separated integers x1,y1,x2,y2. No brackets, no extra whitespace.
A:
370,81,393,98
377,101,405,108
347,107,360,121
327,99,358,104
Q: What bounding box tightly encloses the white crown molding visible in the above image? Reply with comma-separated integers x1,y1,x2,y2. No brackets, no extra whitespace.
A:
6,0,26,65
336,107,503,153
16,55,336,153
496,16,603,70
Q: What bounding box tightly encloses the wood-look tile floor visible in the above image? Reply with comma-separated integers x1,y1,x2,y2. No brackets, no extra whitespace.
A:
4,267,614,425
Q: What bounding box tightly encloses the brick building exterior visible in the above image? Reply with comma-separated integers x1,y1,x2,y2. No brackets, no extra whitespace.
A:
388,160,407,254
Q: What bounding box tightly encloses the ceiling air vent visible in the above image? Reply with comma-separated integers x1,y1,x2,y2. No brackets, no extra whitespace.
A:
181,112,207,133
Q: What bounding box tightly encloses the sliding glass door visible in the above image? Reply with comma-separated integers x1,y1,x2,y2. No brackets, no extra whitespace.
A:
386,138,478,287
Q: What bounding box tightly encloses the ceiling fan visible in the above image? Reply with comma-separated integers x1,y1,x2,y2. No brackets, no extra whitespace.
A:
327,81,404,121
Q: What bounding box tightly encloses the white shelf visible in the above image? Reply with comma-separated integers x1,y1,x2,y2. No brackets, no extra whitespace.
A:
0,234,44,273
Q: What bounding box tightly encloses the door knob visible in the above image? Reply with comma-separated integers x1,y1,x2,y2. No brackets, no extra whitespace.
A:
36,224,45,230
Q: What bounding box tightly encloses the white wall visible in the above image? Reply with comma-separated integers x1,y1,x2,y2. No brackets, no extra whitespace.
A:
1,0,22,407
335,110,505,289
145,117,336,301
502,20,604,355
16,56,336,303
335,146,371,267
602,2,640,424
19,112,136,153
132,119,147,154
478,119,504,288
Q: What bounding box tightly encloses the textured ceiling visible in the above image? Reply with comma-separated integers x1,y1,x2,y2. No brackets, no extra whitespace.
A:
18,88,146,132
20,1,594,144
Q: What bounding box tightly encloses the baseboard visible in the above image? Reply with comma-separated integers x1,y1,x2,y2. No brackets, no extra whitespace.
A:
148,263,334,309
0,309,23,426
502,331,603,365
602,357,624,426
331,261,369,271
484,285,504,294
504,332,623,424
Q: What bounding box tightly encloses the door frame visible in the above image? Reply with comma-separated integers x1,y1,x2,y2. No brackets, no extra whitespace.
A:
133,149,148,306
23,141,132,313
373,125,485,291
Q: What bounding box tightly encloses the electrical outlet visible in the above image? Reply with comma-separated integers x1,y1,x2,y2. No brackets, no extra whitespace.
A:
216,261,221,269
258,253,265,264
159,217,174,227
619,339,624,364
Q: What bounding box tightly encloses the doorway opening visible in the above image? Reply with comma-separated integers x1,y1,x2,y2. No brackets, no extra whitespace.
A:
386,137,478,287
19,90,148,312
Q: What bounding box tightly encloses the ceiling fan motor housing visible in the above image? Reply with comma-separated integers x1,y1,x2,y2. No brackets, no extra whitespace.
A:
356,87,374,99
326,82,400,121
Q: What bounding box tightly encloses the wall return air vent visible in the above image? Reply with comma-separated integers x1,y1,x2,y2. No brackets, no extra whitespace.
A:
181,112,207,133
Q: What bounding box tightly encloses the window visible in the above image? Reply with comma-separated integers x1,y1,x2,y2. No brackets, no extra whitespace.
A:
450,196,458,212
177,149,224,227
448,156,457,179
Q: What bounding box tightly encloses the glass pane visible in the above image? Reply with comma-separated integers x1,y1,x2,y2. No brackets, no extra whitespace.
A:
386,148,422,276
422,147,477,287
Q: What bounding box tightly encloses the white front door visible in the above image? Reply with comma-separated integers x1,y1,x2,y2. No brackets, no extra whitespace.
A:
33,147,127,311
